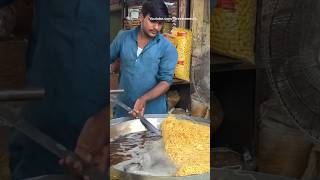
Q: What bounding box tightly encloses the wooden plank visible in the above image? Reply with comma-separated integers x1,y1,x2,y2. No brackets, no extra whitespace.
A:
189,0,210,111
178,0,187,28
190,0,205,58
189,0,210,75
203,0,210,55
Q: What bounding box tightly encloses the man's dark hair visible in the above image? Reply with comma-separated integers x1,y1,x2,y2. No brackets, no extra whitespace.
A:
141,0,169,19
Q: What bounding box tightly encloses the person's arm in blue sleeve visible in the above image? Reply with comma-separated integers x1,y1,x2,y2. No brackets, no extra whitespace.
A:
132,43,178,116
0,0,14,7
156,43,178,85
109,32,123,73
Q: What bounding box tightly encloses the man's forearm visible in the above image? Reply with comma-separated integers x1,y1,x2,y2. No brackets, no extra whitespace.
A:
76,107,108,150
140,81,170,102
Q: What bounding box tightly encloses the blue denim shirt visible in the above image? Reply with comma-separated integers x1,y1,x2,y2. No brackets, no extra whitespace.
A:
110,27,178,118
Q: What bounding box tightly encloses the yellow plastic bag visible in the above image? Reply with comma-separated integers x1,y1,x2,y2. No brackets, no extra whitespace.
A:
171,28,192,81
211,0,256,64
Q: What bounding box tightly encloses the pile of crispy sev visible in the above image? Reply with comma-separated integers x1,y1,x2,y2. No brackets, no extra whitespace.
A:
161,115,210,176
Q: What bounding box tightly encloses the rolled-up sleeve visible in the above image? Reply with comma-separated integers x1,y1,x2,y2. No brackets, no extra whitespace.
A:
157,43,178,85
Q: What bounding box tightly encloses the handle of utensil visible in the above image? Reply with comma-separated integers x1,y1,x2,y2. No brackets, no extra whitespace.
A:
0,115,106,180
139,116,161,136
111,98,161,135
14,120,69,158
0,88,45,101
110,98,133,113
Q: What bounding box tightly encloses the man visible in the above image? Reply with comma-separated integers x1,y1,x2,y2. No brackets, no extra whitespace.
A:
0,0,108,179
123,16,132,30
110,0,178,118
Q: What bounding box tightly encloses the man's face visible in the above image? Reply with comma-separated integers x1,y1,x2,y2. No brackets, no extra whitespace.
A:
124,20,131,30
140,14,164,38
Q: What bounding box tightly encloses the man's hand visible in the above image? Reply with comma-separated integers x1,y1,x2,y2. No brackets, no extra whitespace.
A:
131,98,146,117
59,108,108,180
130,81,170,118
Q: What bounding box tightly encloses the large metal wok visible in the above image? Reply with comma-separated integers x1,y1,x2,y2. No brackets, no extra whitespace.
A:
110,114,210,180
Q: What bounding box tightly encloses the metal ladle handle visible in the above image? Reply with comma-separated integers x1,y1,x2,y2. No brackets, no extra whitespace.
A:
0,111,106,180
110,97,161,136
0,88,45,101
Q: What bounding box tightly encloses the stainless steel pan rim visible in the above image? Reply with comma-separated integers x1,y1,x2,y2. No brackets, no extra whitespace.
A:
110,114,210,127
110,167,210,180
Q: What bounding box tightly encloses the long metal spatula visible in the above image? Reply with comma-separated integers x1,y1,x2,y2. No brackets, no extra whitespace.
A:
0,113,106,180
110,98,161,136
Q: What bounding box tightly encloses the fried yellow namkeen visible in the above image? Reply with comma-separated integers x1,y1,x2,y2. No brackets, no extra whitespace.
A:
161,115,210,176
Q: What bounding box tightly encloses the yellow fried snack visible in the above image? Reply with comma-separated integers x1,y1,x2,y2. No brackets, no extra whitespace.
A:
161,115,210,176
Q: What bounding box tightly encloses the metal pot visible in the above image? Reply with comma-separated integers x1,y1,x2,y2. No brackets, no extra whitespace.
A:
110,114,210,180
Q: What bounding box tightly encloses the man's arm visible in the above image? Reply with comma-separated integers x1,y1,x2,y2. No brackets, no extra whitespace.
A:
59,108,108,179
133,42,178,116
75,108,107,171
110,58,120,73
133,81,170,116
141,81,170,101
